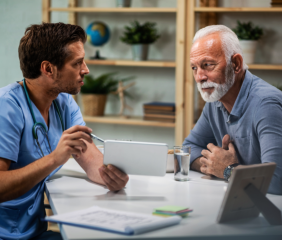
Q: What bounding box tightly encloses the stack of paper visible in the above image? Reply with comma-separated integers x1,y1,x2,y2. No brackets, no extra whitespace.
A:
153,206,193,217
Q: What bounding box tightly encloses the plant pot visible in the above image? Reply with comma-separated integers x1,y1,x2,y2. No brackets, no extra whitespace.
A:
116,0,131,7
239,40,258,64
132,44,149,61
81,94,107,116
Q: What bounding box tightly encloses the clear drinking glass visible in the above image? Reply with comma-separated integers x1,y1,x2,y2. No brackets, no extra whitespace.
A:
174,145,191,181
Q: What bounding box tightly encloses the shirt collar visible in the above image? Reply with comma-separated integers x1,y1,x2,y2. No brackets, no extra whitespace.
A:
230,70,253,118
215,70,253,118
215,101,222,108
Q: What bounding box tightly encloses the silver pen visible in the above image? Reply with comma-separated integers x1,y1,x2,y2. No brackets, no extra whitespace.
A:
89,133,104,143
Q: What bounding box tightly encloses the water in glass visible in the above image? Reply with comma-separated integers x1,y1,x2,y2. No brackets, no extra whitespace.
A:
174,152,190,181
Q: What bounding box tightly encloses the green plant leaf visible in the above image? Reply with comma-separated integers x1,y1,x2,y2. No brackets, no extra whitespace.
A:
232,21,263,40
80,73,135,96
120,20,161,44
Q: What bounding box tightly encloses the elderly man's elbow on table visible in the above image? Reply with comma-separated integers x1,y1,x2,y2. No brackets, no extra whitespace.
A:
190,156,282,195
267,173,282,195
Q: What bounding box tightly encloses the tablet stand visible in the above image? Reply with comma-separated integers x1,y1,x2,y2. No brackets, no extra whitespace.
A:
244,183,282,225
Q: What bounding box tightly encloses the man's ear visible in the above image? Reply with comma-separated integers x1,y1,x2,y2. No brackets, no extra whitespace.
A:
41,61,57,78
231,54,243,74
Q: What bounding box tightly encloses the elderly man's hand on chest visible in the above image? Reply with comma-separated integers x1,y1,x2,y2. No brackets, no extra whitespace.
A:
199,134,239,179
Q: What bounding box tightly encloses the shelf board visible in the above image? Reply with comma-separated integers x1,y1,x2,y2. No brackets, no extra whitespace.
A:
84,59,176,68
247,64,282,70
84,61,282,70
194,7,282,12
83,115,175,128
49,7,177,13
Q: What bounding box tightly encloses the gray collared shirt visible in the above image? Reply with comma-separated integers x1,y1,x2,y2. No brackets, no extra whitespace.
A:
183,70,282,195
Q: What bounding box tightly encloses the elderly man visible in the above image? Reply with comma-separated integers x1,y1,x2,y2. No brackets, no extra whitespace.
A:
183,25,282,195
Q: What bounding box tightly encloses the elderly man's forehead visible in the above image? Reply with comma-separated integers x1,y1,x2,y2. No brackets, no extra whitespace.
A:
191,33,224,57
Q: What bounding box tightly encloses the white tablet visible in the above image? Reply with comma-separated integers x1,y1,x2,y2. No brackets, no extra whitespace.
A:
103,140,168,176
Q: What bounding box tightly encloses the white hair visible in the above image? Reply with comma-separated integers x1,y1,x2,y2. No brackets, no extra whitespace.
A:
193,25,248,70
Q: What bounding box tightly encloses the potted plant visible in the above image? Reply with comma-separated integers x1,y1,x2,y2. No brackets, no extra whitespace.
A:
116,0,131,8
232,21,263,64
80,73,133,116
120,21,160,61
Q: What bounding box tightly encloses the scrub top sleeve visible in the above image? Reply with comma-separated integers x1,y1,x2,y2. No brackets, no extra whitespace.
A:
68,94,86,126
0,97,24,162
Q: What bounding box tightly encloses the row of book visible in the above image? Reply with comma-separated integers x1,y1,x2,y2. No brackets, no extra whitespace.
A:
271,0,282,7
143,102,175,123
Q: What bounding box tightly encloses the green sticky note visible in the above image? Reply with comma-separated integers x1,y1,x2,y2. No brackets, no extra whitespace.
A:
154,205,188,213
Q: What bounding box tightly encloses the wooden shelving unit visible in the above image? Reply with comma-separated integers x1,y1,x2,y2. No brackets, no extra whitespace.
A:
83,115,175,128
184,1,282,137
42,0,282,142
49,7,177,13
84,59,176,67
248,64,282,70
194,7,282,12
42,0,186,145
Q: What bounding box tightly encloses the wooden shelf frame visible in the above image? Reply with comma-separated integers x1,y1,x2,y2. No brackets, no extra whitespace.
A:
43,0,186,145
83,115,175,128
194,7,282,13
184,0,282,138
248,64,282,70
49,7,177,13
43,0,282,143
84,59,176,68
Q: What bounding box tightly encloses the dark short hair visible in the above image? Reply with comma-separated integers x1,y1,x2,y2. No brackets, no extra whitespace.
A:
19,22,86,79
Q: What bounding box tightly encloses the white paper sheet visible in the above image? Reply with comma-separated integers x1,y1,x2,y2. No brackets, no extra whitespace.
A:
45,206,181,235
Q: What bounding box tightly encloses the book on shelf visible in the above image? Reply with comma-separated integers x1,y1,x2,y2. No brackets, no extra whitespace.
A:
143,102,175,112
144,109,175,116
144,117,175,123
144,114,175,119
271,0,282,6
143,102,176,122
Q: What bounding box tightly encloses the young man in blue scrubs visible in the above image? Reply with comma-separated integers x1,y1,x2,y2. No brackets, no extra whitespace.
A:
0,23,129,240
184,25,282,195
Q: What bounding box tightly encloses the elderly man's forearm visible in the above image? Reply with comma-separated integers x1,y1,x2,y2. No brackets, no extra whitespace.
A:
190,157,202,172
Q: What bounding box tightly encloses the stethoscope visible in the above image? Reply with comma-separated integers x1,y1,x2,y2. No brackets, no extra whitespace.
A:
23,78,65,157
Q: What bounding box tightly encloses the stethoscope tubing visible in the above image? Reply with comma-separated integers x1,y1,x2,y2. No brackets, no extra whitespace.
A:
22,78,65,156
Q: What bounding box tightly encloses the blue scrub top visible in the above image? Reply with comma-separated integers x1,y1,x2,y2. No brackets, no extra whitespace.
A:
0,82,85,240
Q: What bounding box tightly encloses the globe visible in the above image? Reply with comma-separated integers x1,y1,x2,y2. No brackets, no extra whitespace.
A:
86,21,110,47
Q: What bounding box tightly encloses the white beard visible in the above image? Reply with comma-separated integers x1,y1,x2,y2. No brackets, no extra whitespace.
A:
197,64,235,102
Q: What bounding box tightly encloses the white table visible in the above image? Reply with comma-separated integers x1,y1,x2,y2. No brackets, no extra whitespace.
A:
45,159,282,240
